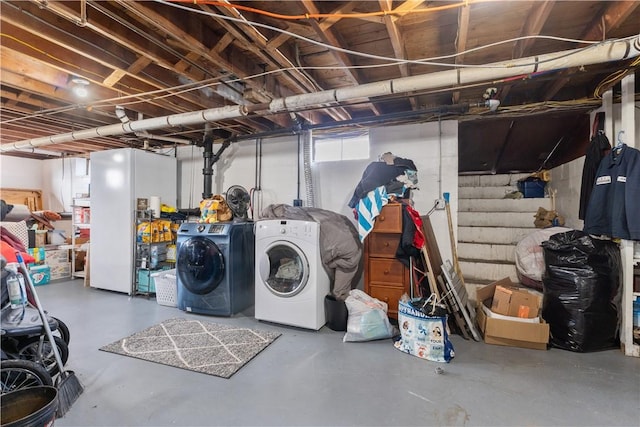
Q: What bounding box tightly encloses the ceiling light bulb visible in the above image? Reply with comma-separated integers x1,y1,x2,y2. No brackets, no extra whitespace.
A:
73,86,88,97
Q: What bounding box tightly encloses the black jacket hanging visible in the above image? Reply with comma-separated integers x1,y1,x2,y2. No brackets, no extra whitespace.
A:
579,131,610,220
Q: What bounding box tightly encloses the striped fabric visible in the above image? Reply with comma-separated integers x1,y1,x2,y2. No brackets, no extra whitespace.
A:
356,186,389,242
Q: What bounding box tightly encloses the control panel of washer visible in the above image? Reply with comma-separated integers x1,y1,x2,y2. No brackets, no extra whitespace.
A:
277,220,313,238
208,224,226,234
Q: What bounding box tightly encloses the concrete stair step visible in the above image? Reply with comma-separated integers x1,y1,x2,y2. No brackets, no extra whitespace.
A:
459,173,531,187
457,174,550,303
459,198,551,212
459,186,519,199
459,226,534,245
459,260,518,283
459,211,538,228
458,242,516,262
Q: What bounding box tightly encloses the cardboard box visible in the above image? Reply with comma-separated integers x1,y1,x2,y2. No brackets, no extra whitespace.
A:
74,251,86,272
50,262,72,280
27,248,46,265
34,230,47,248
45,249,69,266
491,285,539,318
476,278,549,350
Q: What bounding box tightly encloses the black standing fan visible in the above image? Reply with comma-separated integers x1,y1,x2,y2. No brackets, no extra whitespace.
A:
225,185,251,220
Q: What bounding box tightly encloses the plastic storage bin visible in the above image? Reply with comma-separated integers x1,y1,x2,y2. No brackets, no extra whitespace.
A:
153,269,177,307
517,178,546,198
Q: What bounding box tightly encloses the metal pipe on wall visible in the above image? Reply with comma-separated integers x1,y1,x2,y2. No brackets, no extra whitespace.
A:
2,36,639,153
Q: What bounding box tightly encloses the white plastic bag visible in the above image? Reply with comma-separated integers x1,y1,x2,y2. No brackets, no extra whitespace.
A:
515,227,571,281
343,289,397,342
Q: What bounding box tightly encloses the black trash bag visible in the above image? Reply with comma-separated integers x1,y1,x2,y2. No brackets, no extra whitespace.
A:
541,230,621,352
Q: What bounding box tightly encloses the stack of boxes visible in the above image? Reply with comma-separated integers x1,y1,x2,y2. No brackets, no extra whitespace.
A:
475,278,550,350
27,247,72,285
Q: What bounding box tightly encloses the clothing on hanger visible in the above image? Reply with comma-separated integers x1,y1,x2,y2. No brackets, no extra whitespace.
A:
583,143,640,240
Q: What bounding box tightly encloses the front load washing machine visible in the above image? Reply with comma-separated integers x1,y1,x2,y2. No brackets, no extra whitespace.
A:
176,221,254,316
254,219,330,330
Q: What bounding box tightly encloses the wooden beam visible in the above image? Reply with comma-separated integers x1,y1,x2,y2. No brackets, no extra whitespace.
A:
1,8,210,114
113,0,291,129
379,0,415,109
451,3,470,105
0,46,69,88
299,0,381,116
103,57,152,87
200,2,352,123
512,1,555,59
542,1,639,101
498,1,555,103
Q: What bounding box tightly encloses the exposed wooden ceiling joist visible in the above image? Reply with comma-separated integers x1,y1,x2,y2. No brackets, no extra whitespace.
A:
1,0,638,172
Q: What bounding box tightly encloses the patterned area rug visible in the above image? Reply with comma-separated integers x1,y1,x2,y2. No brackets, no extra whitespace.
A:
100,318,281,379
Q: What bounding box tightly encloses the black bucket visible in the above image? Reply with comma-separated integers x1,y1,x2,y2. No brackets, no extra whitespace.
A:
324,294,348,331
1,386,58,427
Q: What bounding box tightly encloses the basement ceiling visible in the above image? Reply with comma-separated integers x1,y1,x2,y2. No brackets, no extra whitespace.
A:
1,1,639,173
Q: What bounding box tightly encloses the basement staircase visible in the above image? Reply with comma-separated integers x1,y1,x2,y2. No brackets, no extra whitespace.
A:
457,174,553,302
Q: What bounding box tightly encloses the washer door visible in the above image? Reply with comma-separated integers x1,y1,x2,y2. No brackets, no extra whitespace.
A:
177,237,225,295
259,241,309,297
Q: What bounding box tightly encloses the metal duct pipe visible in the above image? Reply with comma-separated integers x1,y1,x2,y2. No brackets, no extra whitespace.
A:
269,37,640,113
1,105,247,152
202,134,214,200
115,105,191,145
303,130,315,208
2,36,639,153
202,138,231,200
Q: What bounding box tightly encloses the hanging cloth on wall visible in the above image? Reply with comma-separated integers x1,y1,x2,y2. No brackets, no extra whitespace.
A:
583,144,640,240
347,154,417,208
355,186,389,242
579,113,610,220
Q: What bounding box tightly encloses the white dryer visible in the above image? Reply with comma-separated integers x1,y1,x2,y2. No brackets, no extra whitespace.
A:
254,219,330,330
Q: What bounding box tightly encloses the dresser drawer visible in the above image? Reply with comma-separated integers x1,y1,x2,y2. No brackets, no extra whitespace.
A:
373,204,402,233
367,232,399,258
368,258,406,285
367,285,405,317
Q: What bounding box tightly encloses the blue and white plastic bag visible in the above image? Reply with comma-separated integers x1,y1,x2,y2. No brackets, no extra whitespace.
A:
394,299,455,363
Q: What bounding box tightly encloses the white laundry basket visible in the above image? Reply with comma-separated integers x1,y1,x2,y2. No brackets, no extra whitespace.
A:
152,269,177,307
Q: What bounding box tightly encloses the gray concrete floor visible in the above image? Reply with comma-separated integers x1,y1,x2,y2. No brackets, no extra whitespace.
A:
33,278,639,427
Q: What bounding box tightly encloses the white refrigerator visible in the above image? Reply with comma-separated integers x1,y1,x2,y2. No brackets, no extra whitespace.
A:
90,148,177,294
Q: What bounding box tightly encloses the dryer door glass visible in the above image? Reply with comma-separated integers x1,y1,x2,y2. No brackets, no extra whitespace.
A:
260,242,309,297
177,237,224,295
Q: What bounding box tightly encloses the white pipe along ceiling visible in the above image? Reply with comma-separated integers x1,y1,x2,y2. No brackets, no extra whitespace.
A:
2,35,639,153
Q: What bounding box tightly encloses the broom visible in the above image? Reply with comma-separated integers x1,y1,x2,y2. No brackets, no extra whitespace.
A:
16,252,84,417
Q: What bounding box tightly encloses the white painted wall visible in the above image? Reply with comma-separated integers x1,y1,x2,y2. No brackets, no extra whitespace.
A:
552,103,640,230
176,120,458,264
0,156,42,190
41,157,91,212
3,121,458,269
0,156,90,212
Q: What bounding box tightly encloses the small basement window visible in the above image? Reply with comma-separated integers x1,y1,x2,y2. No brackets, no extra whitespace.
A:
313,132,369,162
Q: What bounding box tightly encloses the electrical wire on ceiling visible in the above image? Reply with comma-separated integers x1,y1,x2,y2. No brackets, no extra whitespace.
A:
4,0,637,129
5,0,633,122
3,34,630,128
166,0,476,20
0,33,107,83
594,55,640,99
157,0,628,69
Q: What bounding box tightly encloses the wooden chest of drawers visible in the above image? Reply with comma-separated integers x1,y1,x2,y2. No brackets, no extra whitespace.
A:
363,203,409,319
